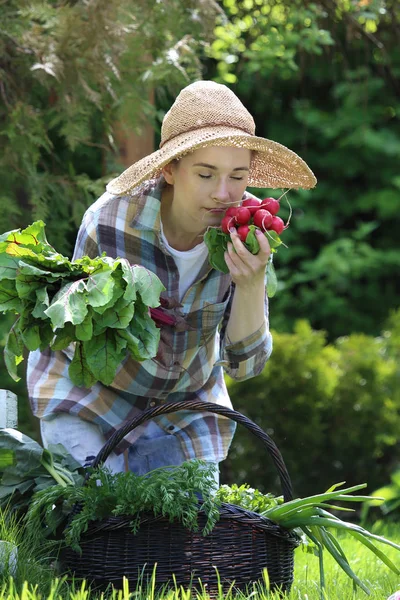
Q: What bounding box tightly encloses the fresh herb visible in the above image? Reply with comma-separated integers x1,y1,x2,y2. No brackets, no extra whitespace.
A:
0,220,165,386
0,429,84,515
26,460,221,553
216,482,283,513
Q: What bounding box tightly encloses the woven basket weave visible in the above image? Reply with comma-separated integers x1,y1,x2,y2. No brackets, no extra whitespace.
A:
60,400,300,594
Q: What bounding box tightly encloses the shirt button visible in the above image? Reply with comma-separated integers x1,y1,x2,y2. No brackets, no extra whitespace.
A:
149,400,156,407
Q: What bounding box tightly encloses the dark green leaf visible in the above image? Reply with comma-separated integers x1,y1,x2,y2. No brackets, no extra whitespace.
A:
20,323,42,351
84,331,125,385
69,342,96,388
50,322,76,351
94,295,135,330
75,309,93,341
4,321,24,381
0,279,21,312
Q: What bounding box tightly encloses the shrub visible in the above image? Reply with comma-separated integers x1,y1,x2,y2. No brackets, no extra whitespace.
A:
222,313,400,499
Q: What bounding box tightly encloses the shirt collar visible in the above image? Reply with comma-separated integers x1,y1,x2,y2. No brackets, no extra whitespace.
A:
129,177,164,232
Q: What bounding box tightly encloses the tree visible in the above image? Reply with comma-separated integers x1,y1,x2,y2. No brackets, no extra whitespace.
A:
207,0,400,338
0,0,221,254
0,0,221,435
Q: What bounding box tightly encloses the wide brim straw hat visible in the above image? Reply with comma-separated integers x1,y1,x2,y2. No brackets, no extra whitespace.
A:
107,80,317,195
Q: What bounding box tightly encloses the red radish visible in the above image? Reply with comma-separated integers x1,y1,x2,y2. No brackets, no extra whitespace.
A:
261,197,280,215
253,209,273,231
225,207,238,218
221,215,235,234
237,225,250,242
235,207,251,225
269,215,285,235
242,197,261,215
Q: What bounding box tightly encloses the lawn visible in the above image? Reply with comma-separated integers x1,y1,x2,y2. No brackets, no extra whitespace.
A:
0,522,399,600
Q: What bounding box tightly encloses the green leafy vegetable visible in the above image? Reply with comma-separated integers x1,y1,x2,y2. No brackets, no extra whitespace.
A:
0,221,166,386
0,429,84,515
26,460,221,553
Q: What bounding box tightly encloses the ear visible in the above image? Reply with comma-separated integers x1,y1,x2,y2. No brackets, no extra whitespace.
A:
162,162,175,185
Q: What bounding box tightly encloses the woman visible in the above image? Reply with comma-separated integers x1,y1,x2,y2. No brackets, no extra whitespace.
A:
27,80,316,484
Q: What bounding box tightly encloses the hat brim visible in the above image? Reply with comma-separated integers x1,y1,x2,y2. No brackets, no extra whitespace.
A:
106,126,317,195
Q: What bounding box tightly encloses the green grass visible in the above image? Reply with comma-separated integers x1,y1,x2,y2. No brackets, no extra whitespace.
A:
0,521,399,600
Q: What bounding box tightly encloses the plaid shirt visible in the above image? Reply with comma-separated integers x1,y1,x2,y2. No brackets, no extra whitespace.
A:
27,178,272,461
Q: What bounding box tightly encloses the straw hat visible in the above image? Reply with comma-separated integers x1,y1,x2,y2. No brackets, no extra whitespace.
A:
106,80,317,195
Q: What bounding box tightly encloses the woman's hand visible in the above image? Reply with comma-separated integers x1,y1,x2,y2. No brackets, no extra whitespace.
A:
224,228,271,290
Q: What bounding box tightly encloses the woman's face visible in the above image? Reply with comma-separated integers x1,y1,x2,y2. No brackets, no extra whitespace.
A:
162,146,251,233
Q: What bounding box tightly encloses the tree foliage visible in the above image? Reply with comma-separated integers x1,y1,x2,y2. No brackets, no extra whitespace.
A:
208,0,400,337
0,0,220,254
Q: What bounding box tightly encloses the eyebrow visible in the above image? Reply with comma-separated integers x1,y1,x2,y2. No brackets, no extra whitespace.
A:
193,162,249,172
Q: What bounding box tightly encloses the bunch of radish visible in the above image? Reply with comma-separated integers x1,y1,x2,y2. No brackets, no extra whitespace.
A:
220,196,286,243
204,195,289,296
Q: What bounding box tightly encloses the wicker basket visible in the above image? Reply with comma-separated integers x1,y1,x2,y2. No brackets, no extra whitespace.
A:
60,400,300,594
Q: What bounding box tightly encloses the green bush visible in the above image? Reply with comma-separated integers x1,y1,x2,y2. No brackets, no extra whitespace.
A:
222,312,400,499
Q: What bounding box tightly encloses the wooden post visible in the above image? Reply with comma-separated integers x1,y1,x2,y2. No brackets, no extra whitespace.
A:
0,390,19,571
0,390,18,428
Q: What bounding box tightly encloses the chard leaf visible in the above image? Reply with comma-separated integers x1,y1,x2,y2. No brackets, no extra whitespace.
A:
20,324,42,351
75,310,93,341
130,313,160,359
0,253,20,280
84,331,125,385
117,329,148,361
17,261,54,278
131,265,165,307
90,271,125,315
69,342,96,388
39,322,55,350
0,429,45,478
45,279,88,327
4,322,24,381
0,279,21,312
32,286,50,319
94,295,135,330
86,270,115,308
0,220,48,248
50,322,76,351
120,259,137,303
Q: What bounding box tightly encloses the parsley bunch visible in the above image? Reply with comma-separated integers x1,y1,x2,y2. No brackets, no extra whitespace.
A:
0,220,165,386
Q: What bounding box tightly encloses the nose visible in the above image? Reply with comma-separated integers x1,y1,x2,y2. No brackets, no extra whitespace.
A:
212,180,230,205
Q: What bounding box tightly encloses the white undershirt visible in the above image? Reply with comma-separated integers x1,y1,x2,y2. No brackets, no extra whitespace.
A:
160,220,209,300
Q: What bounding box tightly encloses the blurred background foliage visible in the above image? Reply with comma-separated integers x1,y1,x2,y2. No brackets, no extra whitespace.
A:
1,0,399,498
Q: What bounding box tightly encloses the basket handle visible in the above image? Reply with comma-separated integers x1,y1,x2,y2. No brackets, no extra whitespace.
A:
89,399,294,502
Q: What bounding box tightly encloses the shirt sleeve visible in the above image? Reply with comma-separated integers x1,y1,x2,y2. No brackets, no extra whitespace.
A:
72,208,100,260
215,285,273,381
